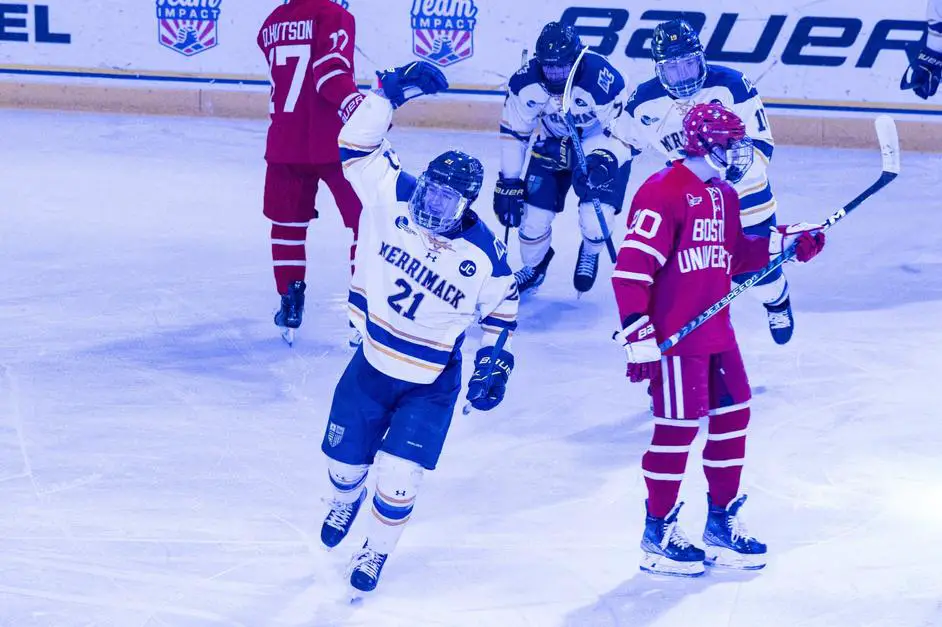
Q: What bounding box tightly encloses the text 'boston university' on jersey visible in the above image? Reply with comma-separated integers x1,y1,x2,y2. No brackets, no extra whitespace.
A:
338,93,519,384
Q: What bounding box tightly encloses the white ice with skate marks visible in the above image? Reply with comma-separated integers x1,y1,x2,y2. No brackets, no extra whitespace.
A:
1,109,941,627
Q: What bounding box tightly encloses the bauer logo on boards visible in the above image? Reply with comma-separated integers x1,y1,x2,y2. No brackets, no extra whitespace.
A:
156,0,222,57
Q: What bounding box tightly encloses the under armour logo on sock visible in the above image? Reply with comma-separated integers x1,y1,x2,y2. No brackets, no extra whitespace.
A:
395,490,406,497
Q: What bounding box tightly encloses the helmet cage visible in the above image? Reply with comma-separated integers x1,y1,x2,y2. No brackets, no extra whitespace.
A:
656,51,707,98
704,136,755,184
408,175,469,234
541,64,572,92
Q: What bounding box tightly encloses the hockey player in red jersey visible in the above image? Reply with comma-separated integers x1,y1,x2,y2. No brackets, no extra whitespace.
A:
611,103,826,577
258,0,364,344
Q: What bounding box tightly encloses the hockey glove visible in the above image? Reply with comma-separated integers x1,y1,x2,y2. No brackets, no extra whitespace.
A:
493,176,525,228
614,314,661,383
573,149,618,202
530,136,573,171
901,45,942,100
769,223,826,263
377,61,449,109
465,347,514,411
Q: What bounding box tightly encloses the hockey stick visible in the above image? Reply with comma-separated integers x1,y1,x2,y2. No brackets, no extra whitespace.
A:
461,327,511,415
562,46,618,263
504,47,530,246
658,115,900,353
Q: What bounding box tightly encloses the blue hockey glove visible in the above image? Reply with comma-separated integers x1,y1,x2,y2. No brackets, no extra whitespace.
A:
493,176,525,228
901,45,942,100
465,347,514,412
573,149,618,201
377,61,449,109
530,136,573,171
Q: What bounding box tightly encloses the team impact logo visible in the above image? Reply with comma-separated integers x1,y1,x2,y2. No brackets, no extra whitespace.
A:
156,0,222,57
410,0,478,67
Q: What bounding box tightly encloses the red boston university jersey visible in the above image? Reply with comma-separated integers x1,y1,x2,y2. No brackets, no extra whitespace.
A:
258,0,361,165
613,162,770,356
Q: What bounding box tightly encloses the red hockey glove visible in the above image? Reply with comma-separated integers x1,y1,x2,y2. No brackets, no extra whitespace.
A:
769,223,826,263
613,314,661,383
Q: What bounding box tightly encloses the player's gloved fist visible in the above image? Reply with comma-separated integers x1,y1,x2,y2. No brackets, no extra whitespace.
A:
613,314,661,383
573,149,618,201
465,347,514,411
377,61,449,109
901,45,942,100
769,222,826,263
531,136,573,171
493,176,525,228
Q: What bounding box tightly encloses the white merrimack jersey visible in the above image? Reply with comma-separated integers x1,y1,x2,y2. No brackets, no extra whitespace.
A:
499,53,627,178
611,65,777,227
930,0,942,53
339,93,519,385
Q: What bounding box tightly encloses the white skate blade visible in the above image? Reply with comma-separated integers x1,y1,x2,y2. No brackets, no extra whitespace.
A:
280,327,295,346
704,546,767,570
640,552,706,577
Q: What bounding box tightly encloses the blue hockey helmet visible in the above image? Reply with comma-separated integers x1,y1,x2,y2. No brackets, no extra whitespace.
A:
535,21,582,94
652,18,707,98
410,150,484,234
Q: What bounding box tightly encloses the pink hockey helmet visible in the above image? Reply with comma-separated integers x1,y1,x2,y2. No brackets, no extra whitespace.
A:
682,102,754,183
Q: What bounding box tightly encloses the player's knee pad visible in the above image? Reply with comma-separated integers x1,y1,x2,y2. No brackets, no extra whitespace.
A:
704,404,750,464
327,459,369,503
577,201,615,253
368,453,424,552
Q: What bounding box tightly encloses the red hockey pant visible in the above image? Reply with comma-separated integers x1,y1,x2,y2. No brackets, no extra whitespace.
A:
263,161,362,294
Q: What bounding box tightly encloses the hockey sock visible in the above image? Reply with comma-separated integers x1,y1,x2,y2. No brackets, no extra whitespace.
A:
577,201,615,255
642,417,700,519
270,221,309,294
703,404,750,509
518,206,554,267
751,274,789,307
327,459,369,504
365,452,424,554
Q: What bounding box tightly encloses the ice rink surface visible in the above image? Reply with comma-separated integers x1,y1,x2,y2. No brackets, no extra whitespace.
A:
2,108,941,627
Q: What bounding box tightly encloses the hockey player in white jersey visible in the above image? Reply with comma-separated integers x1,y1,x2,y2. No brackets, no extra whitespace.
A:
496,21,630,295
901,0,942,99
318,61,519,595
610,19,795,344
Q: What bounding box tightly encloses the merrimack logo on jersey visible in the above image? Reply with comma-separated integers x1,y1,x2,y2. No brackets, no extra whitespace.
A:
156,0,221,57
410,0,478,67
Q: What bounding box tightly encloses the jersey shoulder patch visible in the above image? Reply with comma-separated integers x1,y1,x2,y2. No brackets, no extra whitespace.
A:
457,212,512,278
626,77,669,117
575,53,625,104
703,64,758,104
508,59,544,96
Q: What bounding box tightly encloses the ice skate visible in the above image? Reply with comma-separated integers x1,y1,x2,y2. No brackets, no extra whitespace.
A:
347,542,389,597
764,297,794,345
274,280,306,345
321,487,367,549
703,494,767,570
640,501,706,577
573,241,600,295
515,247,555,295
